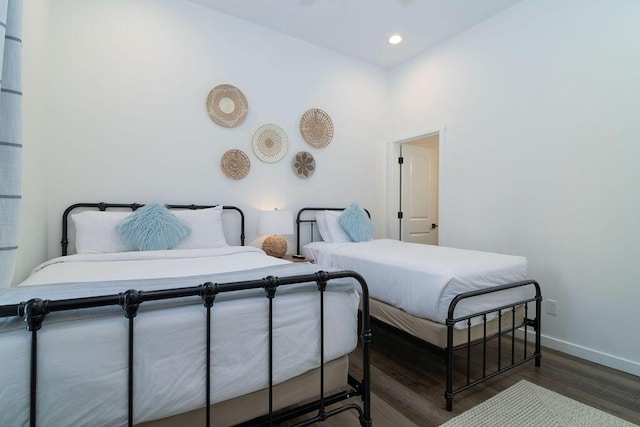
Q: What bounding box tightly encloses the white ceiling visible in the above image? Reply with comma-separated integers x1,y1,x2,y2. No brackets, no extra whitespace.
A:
188,0,522,68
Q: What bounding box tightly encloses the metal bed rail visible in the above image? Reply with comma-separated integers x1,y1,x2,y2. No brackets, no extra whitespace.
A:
0,270,372,427
445,280,542,411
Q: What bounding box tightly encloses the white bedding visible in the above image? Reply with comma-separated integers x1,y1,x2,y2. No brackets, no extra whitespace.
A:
0,247,359,426
303,239,529,327
20,246,289,286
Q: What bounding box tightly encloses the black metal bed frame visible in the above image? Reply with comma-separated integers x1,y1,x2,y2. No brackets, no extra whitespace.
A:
0,271,372,427
296,207,542,411
444,281,541,410
0,203,373,426
61,202,246,256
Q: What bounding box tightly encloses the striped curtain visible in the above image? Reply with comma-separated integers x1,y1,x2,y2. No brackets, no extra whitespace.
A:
0,0,22,288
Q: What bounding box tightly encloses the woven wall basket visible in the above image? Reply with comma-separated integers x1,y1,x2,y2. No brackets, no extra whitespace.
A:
220,149,250,180
252,124,288,163
300,108,334,148
206,84,248,128
292,151,316,179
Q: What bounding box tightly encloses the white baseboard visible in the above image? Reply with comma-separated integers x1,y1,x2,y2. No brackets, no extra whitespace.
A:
518,330,640,377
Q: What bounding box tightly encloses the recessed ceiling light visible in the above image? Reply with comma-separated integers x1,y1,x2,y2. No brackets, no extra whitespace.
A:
388,34,403,45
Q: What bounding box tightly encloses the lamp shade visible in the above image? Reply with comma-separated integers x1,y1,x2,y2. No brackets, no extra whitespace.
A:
258,210,294,236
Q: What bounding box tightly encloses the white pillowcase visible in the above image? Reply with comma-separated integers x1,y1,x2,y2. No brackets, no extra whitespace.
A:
71,205,229,254
323,210,352,243
315,212,331,242
71,211,132,254
172,206,228,249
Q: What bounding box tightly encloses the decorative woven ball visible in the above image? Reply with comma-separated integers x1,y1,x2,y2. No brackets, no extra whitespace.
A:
262,235,287,258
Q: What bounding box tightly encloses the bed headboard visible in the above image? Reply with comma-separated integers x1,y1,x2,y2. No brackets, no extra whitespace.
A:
296,207,371,254
61,203,245,256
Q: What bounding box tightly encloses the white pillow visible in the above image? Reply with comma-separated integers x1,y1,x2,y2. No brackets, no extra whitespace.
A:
324,210,353,243
71,211,132,254
315,212,331,242
172,206,228,249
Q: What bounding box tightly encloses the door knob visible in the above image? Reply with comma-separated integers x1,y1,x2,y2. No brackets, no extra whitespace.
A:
431,223,438,229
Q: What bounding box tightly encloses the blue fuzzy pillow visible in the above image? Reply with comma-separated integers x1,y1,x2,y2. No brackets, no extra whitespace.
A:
338,203,374,242
116,202,191,251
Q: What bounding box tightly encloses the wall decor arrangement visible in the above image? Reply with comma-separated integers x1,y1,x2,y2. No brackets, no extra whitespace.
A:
220,149,250,180
206,84,248,128
252,124,288,163
300,108,334,148
292,151,316,179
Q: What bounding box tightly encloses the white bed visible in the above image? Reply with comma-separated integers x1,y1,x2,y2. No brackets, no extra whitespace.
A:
297,206,542,411
0,247,359,427
0,203,367,426
303,239,528,327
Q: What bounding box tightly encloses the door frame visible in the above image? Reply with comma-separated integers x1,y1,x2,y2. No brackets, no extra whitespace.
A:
388,125,447,244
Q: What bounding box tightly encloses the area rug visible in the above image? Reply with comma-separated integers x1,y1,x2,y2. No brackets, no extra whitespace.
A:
440,380,636,426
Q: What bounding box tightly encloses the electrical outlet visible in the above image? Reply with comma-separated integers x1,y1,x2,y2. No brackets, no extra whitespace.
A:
547,299,558,316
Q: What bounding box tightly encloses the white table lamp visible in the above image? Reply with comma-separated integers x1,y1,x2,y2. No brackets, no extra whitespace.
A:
259,209,294,258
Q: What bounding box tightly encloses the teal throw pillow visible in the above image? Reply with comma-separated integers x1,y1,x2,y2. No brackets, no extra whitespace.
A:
117,202,191,251
338,203,374,242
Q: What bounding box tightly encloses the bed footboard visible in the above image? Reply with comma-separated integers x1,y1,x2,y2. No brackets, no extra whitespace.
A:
445,280,542,411
0,271,372,427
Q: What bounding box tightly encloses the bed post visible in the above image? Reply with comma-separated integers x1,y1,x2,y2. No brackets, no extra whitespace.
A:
22,298,48,427
200,282,218,426
121,289,142,427
352,273,373,427
296,209,304,254
264,276,278,426
445,319,455,412
360,305,373,426
535,289,542,367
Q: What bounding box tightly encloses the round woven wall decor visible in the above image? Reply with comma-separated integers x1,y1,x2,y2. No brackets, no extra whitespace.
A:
300,108,334,148
220,149,250,180
206,84,248,128
292,151,316,179
252,124,288,163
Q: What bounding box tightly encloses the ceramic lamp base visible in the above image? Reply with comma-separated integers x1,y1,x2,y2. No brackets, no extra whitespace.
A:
262,235,287,258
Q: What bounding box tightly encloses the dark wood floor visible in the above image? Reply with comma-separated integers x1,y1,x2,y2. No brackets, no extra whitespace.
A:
286,324,640,426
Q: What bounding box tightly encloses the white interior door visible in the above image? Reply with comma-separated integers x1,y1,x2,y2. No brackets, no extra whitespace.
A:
400,137,439,245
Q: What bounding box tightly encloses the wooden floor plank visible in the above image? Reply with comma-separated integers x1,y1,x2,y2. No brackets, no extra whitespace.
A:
287,324,640,426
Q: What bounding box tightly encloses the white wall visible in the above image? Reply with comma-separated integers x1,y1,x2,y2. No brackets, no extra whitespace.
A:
18,0,640,377
16,0,388,282
389,0,640,375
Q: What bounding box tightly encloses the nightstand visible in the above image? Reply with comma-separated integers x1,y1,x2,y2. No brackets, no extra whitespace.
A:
282,254,313,263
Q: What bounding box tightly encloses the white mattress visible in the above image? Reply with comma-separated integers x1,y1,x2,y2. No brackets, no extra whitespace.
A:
303,239,529,327
0,247,359,426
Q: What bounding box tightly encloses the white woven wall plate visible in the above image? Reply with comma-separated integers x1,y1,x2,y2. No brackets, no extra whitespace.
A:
252,124,288,163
